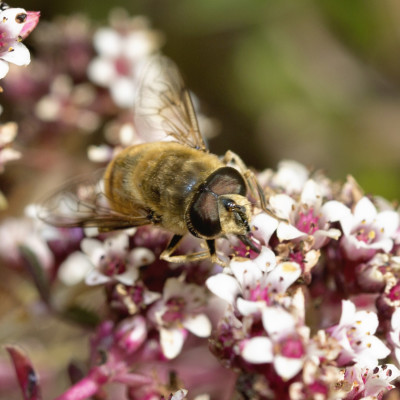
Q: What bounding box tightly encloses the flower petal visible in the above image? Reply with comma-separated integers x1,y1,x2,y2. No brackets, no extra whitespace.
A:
277,222,305,241
160,327,187,359
116,268,139,286
206,274,240,305
251,212,279,245
58,251,93,286
183,314,211,337
85,269,111,286
354,197,377,224
241,337,273,364
0,59,9,78
274,355,303,380
93,27,122,57
237,298,263,316
1,42,30,66
262,307,296,339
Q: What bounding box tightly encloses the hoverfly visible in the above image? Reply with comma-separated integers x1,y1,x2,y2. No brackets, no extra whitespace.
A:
39,56,273,265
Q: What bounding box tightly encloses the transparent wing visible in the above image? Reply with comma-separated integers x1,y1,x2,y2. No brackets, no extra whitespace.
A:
38,170,150,230
134,55,207,151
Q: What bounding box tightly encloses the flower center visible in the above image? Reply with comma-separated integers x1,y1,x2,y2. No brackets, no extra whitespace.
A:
388,283,400,302
162,297,185,323
114,57,131,76
101,254,127,276
0,31,12,53
354,223,377,244
249,283,270,304
296,208,319,234
280,337,304,359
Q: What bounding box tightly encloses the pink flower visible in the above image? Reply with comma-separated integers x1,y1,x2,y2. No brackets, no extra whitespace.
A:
389,308,400,365
58,232,155,286
206,246,301,316
323,197,399,261
0,7,39,78
328,300,390,367
87,15,162,108
267,179,341,248
240,306,309,380
343,363,400,399
149,276,212,359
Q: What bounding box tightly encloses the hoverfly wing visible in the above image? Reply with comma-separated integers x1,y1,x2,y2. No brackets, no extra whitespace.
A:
134,55,208,151
38,169,150,230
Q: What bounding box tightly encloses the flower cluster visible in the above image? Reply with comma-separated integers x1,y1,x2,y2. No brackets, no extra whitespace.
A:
1,7,400,400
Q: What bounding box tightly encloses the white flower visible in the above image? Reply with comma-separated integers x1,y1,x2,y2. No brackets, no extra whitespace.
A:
170,389,188,400
269,160,309,194
322,197,399,261
87,16,162,108
206,246,301,316
241,306,309,380
267,179,341,248
0,217,54,270
328,300,390,367
150,276,211,359
58,232,155,286
389,307,400,365
0,8,39,79
343,363,400,399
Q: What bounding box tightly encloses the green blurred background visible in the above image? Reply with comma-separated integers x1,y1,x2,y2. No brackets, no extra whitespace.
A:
19,0,400,201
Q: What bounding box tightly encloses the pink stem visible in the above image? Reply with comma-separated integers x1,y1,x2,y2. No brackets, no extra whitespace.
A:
54,367,109,400
113,372,153,386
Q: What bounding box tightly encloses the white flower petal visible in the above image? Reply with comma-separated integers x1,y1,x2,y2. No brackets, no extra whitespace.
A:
230,259,262,287
262,307,296,338
391,308,400,331
269,194,295,220
105,233,128,254
81,238,104,264
267,262,301,294
274,355,303,380
301,180,322,208
354,310,379,336
251,212,279,245
93,28,122,57
87,58,116,86
160,327,187,359
127,247,155,267
58,251,93,286
85,269,111,286
354,197,377,223
183,314,211,337
1,42,30,65
237,298,263,316
339,300,356,326
0,59,9,78
170,389,188,400
321,201,352,235
116,268,139,286
241,337,273,364
273,160,309,193
277,222,305,241
376,210,399,236
110,77,137,108
206,274,240,305
0,8,27,36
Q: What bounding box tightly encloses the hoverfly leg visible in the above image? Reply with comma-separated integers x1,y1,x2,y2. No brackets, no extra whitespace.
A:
223,150,287,223
160,236,226,266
